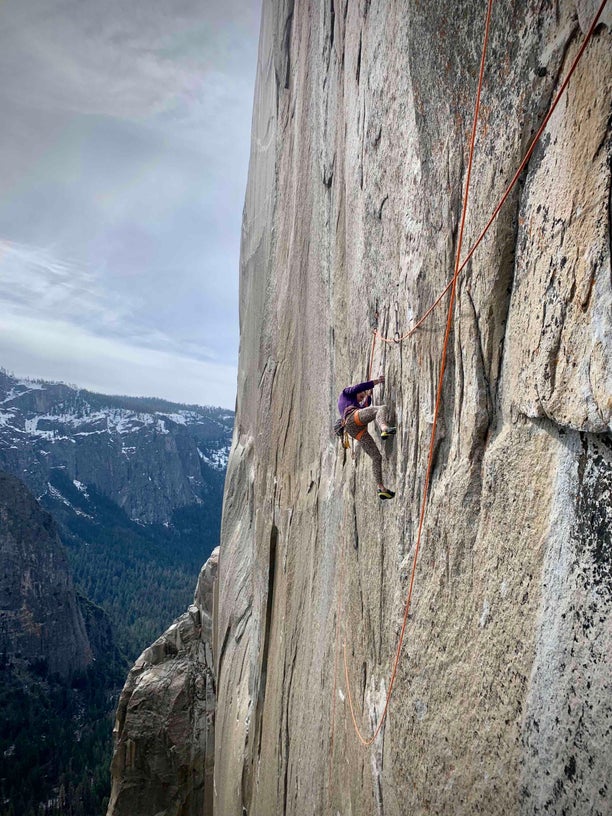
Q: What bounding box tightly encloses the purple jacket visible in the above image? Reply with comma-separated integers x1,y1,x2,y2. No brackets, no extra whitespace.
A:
338,379,375,419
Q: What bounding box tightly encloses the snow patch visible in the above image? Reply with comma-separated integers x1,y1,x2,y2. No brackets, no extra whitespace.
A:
73,480,89,497
47,483,70,507
157,412,187,425
198,444,231,470
47,482,93,519
0,381,46,404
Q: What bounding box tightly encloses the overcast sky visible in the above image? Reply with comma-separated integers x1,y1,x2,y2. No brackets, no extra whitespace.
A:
0,0,261,409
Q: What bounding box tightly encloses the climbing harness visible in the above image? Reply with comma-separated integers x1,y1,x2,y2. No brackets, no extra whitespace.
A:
350,409,369,442
335,0,609,751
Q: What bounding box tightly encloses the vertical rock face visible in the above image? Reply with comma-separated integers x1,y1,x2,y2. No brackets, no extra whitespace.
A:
0,470,91,678
214,2,611,815
107,548,218,816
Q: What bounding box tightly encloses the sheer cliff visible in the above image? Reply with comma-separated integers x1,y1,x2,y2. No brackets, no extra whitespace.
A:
0,470,91,677
0,371,233,656
215,1,611,815
107,1,611,814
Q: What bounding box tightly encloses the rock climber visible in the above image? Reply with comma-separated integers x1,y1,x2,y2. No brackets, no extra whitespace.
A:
338,375,396,500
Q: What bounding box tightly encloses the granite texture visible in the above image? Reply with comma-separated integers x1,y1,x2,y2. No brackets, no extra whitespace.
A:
214,1,611,814
106,2,611,813
107,549,218,816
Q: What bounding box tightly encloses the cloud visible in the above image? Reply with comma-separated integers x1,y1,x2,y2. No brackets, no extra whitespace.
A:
0,310,237,408
0,238,221,362
0,0,260,132
0,239,133,329
0,0,260,407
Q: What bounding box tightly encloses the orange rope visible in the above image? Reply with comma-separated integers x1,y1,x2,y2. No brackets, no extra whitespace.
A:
343,0,495,746
342,0,608,750
375,0,609,345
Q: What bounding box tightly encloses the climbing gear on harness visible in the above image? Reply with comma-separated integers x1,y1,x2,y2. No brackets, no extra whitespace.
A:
333,417,352,450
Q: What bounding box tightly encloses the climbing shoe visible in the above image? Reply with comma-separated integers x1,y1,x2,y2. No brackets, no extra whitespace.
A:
378,489,396,500
381,426,397,439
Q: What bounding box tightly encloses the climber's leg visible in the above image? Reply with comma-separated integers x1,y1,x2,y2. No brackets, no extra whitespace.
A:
353,404,396,437
373,404,388,431
355,429,384,487
345,409,395,497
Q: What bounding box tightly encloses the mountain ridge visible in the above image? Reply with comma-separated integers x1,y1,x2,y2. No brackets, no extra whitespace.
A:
0,369,232,524
0,368,234,657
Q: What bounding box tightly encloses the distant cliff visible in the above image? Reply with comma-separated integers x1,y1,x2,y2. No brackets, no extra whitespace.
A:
0,370,233,656
0,469,91,677
0,370,233,527
108,1,611,814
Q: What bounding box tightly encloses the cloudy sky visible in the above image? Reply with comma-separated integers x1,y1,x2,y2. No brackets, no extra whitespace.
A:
0,0,261,409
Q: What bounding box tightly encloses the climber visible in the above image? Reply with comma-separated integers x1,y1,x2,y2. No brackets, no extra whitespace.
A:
338,375,396,500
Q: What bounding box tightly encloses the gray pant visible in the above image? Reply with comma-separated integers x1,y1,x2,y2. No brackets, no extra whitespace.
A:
345,405,389,486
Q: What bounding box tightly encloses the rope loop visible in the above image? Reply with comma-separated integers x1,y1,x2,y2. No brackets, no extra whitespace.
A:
393,331,401,344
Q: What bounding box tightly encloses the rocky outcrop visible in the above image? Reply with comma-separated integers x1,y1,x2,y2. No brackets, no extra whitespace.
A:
107,548,218,816
0,470,91,678
213,1,611,815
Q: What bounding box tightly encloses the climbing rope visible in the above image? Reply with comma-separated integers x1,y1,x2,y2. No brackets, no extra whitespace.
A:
343,0,495,747
341,0,609,748
374,0,610,346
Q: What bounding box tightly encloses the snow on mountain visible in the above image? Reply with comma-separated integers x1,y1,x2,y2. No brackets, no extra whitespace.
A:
0,373,232,445
3,404,213,440
0,371,235,527
197,444,232,471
